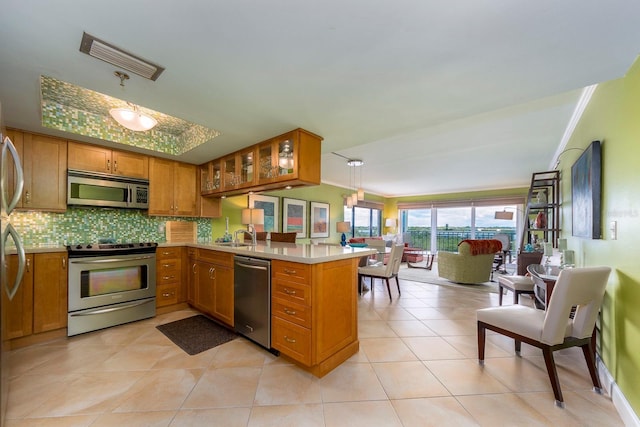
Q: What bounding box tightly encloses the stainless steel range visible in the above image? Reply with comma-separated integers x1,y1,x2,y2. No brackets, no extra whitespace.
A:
67,242,157,336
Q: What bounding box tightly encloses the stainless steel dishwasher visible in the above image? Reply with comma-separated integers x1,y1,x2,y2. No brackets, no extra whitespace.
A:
234,256,271,349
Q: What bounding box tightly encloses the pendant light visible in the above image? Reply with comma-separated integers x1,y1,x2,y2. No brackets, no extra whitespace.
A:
108,71,158,132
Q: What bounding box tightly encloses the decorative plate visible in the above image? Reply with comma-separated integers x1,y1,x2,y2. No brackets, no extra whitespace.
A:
349,243,368,248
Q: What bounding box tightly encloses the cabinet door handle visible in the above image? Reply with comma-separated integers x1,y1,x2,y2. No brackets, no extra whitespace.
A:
113,160,118,172
62,257,66,269
284,336,297,344
284,308,297,316
24,190,30,204
284,268,297,275
106,159,111,172
192,263,197,274
209,267,215,279
26,258,31,273
283,288,296,295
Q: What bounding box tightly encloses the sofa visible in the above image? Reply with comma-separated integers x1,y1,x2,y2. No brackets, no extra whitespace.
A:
437,239,502,284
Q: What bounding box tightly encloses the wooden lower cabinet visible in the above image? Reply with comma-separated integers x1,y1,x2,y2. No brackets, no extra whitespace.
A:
188,249,234,327
2,254,34,339
156,247,185,307
33,252,68,333
271,258,359,377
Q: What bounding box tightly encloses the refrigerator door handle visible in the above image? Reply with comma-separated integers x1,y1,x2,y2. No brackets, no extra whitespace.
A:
1,136,25,215
2,223,25,301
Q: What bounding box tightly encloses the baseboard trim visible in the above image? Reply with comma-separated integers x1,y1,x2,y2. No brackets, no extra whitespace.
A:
598,356,640,426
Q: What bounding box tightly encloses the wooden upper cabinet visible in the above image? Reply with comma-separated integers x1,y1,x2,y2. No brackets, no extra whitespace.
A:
68,141,148,179
174,162,197,217
201,128,322,197
148,157,197,217
21,132,67,212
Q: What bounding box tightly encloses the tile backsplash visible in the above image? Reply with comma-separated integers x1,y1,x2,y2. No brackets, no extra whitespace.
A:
9,207,211,247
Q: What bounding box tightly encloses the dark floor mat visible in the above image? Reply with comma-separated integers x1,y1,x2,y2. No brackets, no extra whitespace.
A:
156,314,237,355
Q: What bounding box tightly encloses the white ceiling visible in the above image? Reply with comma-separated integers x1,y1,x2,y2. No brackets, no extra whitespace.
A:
1,1,639,197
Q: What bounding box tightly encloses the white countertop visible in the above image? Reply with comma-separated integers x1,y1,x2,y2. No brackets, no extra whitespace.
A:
11,242,376,264
165,242,377,264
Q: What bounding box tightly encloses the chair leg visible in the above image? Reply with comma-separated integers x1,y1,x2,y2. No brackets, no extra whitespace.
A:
581,342,602,393
358,274,363,295
385,278,392,301
477,322,486,365
542,347,564,407
515,340,521,355
395,276,401,296
498,284,504,305
513,290,519,305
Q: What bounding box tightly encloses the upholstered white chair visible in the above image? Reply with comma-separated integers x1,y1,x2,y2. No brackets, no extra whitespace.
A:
497,274,535,305
477,266,611,407
358,244,404,301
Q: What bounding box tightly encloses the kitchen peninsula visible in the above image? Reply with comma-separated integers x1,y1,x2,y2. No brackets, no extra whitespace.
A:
177,242,375,377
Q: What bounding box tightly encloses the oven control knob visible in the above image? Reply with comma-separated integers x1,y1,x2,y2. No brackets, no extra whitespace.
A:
76,245,83,250
86,244,93,249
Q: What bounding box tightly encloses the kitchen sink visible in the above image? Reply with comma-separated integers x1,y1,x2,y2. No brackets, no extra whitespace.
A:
215,242,254,247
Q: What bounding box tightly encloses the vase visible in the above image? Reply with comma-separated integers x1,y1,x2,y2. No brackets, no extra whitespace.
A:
535,211,547,229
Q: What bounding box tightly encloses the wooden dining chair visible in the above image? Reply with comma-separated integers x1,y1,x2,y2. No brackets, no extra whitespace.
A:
270,232,297,243
477,266,611,407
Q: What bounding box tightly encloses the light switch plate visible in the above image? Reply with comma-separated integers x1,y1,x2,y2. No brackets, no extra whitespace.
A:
610,221,617,240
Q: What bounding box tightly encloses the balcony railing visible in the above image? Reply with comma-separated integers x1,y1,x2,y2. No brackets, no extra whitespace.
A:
403,229,517,252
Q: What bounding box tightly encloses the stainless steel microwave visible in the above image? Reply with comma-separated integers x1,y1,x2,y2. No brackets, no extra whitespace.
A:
67,169,149,209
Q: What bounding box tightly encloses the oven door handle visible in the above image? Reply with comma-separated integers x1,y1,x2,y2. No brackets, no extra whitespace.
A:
70,255,155,264
69,299,154,316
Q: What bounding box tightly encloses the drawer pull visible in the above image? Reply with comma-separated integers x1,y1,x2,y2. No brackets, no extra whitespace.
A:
284,268,297,275
163,263,171,267
283,288,296,295
162,292,174,298
162,275,174,280
284,308,297,316
162,251,171,255
284,336,297,344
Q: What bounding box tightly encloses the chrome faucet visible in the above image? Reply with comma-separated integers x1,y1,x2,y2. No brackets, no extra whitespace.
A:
234,227,257,245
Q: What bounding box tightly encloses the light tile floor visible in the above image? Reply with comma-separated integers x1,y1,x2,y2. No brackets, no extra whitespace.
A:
6,273,625,426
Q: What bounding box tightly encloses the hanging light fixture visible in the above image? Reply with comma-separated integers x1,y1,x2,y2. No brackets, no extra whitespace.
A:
108,71,158,132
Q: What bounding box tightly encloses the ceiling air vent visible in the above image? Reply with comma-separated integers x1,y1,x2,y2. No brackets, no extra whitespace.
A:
79,32,164,81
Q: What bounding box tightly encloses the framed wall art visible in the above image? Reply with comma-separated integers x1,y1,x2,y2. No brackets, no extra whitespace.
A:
571,140,602,239
282,197,307,238
310,201,330,238
248,194,279,232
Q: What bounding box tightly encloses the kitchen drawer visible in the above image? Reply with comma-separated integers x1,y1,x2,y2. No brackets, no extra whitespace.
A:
158,257,181,271
157,247,182,260
272,297,311,328
272,316,311,365
157,268,180,285
272,279,311,306
197,249,234,266
272,261,310,284
156,283,178,307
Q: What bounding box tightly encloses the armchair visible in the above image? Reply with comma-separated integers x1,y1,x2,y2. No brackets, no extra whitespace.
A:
437,239,502,284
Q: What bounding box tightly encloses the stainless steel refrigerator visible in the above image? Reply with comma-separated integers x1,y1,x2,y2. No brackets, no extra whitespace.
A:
0,101,26,427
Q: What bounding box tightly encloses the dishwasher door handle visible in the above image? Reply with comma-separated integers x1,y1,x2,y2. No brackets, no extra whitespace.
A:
235,262,269,271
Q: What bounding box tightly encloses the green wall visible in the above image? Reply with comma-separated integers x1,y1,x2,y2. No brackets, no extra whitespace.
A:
555,57,640,415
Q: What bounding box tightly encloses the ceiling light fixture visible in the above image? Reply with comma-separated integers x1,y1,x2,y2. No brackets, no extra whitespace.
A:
108,72,157,132
333,152,365,203
80,32,164,81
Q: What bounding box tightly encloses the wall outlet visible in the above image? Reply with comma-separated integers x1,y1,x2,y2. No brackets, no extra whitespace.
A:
158,222,166,234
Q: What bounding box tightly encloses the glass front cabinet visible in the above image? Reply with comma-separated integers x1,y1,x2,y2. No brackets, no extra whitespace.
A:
199,128,322,197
